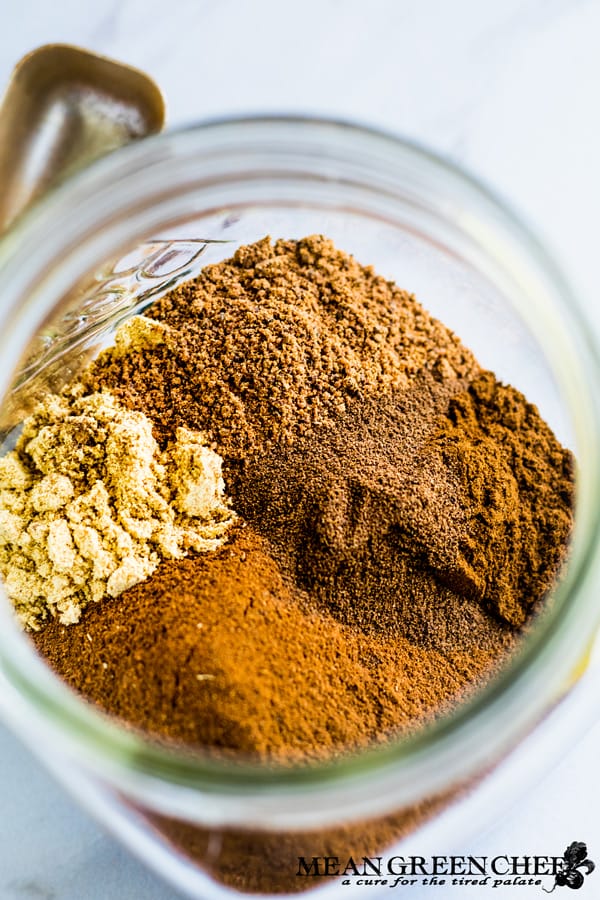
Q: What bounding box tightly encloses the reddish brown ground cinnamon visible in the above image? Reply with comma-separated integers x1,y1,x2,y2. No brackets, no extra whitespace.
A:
34,526,509,759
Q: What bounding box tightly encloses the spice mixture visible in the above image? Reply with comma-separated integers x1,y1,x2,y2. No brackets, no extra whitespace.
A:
0,233,575,894
3,235,575,758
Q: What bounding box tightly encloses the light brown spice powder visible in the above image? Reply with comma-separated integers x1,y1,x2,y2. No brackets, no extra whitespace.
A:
0,386,236,629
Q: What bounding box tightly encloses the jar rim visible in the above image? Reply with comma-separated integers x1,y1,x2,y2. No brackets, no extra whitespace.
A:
0,114,599,826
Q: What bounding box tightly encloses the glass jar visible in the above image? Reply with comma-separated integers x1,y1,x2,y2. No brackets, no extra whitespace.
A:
0,117,599,898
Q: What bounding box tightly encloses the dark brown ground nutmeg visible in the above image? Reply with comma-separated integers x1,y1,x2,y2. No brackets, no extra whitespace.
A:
226,372,573,632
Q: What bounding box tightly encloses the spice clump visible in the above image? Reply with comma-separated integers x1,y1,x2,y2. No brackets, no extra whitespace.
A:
0,388,235,629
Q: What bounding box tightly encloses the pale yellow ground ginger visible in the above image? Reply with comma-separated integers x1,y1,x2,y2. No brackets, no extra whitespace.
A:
108,313,170,357
0,389,236,630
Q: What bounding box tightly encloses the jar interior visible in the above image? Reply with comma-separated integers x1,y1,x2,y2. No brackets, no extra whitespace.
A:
0,122,597,836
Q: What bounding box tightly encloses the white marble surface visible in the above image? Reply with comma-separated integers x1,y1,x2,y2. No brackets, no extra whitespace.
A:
1,0,600,897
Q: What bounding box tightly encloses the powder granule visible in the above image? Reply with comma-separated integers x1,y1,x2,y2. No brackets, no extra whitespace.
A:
109,314,170,357
0,389,236,629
